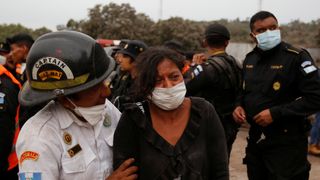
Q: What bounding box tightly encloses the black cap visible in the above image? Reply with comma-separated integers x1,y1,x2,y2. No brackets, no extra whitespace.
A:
163,40,185,55
6,33,34,46
0,42,10,54
205,23,230,40
118,40,148,60
119,39,129,49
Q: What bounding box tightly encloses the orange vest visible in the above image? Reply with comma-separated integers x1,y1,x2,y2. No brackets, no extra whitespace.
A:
0,65,21,171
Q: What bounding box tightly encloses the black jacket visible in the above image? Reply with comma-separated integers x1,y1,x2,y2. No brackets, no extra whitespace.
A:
113,97,229,180
0,71,19,174
186,53,241,117
239,42,320,137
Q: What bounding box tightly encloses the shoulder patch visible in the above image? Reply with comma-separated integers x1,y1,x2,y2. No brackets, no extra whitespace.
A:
302,65,317,74
20,151,40,164
19,172,41,180
0,92,5,104
192,65,203,77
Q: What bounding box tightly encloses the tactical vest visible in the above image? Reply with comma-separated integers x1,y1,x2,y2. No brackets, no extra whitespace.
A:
0,65,21,170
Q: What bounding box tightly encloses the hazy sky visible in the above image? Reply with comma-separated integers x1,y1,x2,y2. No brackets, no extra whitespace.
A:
0,0,319,31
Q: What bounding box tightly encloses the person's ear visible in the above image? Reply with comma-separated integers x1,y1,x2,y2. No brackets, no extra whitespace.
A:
202,39,208,48
100,82,112,98
22,45,29,58
250,32,258,44
224,40,229,47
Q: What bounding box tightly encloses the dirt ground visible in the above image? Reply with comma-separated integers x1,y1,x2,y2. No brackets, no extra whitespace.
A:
229,126,320,180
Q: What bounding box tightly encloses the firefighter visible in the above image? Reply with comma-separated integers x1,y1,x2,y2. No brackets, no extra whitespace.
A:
16,31,137,180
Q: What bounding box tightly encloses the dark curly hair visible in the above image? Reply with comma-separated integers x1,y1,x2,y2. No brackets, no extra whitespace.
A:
133,47,185,100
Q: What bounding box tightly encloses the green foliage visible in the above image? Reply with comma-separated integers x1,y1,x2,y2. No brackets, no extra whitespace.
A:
0,24,51,42
76,3,154,42
70,2,319,50
1,3,319,50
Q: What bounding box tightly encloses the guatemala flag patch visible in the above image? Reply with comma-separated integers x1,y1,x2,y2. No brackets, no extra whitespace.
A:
19,172,41,180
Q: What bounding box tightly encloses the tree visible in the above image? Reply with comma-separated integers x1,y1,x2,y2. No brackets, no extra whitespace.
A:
64,3,320,49
0,24,32,41
0,24,51,42
152,17,204,50
31,27,51,38
78,3,154,42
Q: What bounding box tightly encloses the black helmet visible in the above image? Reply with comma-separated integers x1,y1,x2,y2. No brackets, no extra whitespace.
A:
19,31,115,106
117,40,148,60
205,23,230,40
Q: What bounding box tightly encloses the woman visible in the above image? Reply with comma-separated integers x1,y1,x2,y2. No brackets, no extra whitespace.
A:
113,47,229,180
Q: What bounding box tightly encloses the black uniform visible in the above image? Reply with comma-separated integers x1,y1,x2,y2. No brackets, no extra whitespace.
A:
0,66,19,179
186,52,241,157
111,72,135,112
239,42,320,180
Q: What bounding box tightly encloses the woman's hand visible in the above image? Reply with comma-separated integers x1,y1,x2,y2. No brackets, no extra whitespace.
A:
106,158,138,180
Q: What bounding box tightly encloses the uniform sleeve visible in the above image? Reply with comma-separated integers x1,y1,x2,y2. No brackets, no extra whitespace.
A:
113,110,139,170
270,51,320,119
234,61,246,107
0,76,19,172
186,64,217,96
16,128,61,180
205,101,229,180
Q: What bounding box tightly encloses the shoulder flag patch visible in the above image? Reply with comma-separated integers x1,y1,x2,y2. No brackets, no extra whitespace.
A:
19,172,41,180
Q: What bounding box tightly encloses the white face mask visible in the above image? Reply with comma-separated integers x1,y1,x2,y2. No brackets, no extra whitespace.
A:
148,81,186,111
255,29,281,51
66,98,105,126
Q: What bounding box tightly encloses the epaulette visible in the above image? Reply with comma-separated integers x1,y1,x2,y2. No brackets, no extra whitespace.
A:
285,44,303,55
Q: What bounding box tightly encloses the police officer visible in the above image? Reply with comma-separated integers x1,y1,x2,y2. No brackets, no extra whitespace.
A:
232,11,320,180
0,42,21,180
186,23,241,158
111,40,147,112
16,31,138,180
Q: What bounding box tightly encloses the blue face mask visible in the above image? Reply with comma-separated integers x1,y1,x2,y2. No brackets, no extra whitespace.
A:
255,29,281,51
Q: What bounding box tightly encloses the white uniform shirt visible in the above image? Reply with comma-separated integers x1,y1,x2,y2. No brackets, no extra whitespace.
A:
16,99,121,180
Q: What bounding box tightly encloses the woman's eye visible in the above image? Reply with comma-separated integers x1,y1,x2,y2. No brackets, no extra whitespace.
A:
170,75,180,80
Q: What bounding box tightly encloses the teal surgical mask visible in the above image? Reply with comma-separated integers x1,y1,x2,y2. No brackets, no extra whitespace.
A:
255,29,281,51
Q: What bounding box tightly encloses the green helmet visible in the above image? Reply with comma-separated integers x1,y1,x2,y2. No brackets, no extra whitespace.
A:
19,31,115,106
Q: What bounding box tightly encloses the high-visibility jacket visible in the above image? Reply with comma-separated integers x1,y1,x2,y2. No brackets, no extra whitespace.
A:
0,65,21,170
